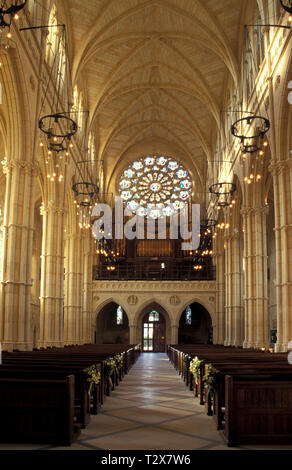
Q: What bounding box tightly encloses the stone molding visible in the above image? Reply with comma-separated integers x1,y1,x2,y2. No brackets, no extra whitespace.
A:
269,158,292,175
240,206,268,216
40,200,65,215
3,159,40,176
92,280,216,293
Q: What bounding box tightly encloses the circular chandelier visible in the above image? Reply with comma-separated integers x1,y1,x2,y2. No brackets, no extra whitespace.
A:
0,1,26,30
119,155,192,219
209,182,237,209
280,0,292,13
201,218,218,235
72,182,99,229
39,113,77,153
231,115,270,154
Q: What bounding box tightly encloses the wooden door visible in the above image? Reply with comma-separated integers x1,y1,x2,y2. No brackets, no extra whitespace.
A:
142,311,166,352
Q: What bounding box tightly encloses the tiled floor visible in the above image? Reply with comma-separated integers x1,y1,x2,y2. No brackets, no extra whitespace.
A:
1,353,292,450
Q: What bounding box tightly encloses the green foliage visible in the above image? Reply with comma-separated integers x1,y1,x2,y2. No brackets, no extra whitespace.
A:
203,364,219,397
189,356,204,384
104,357,116,379
85,365,101,396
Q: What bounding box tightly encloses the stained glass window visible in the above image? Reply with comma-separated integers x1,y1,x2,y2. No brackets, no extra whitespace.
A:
119,155,192,219
117,306,123,325
185,306,192,325
149,311,160,322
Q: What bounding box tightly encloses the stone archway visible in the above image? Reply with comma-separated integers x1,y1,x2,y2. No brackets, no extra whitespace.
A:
136,301,171,352
178,302,213,344
96,301,129,345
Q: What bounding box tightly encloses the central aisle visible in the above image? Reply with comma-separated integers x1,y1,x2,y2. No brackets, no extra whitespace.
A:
69,352,230,450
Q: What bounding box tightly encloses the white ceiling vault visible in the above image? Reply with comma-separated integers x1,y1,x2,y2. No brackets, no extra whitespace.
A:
64,0,248,203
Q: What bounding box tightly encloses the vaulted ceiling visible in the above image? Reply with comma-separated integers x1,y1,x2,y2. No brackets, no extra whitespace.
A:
65,0,247,201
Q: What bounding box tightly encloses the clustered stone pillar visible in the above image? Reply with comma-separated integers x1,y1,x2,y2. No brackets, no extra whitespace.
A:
270,159,292,352
213,234,225,344
82,231,93,344
129,324,136,343
171,323,179,344
224,231,244,346
0,161,37,351
64,232,83,345
242,206,269,349
39,201,65,348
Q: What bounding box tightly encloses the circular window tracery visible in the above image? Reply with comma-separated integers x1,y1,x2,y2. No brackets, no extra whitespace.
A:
119,155,192,219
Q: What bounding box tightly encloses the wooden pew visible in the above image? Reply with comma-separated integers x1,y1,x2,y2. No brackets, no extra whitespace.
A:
0,375,79,445
224,372,292,446
0,343,141,445
167,343,292,446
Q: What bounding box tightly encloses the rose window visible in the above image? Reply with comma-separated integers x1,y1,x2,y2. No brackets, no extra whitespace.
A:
119,155,192,218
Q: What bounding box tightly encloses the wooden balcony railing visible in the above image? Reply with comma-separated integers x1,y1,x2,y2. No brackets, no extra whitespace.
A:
93,264,216,281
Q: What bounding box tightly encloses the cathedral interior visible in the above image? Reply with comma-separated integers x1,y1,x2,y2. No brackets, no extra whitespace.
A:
0,0,292,452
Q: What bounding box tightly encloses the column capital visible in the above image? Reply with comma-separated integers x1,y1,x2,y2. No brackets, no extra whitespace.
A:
240,206,268,216
269,158,292,176
2,159,40,176
40,200,66,216
65,232,82,242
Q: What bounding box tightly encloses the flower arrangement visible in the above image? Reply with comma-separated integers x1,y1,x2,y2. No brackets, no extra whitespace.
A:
104,357,116,379
183,354,191,371
115,354,123,369
189,356,204,384
85,365,101,396
203,364,219,397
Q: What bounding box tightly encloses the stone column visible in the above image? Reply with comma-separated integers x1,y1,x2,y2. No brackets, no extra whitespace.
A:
171,324,179,344
0,160,37,351
224,231,244,346
64,232,82,345
224,232,232,346
82,231,93,344
129,324,136,343
39,201,65,348
270,159,292,352
231,231,244,345
242,206,269,349
213,234,225,344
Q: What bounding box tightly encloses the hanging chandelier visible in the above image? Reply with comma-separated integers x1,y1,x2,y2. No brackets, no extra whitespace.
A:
72,182,99,229
201,218,218,236
38,24,77,183
39,113,77,153
209,182,237,210
231,115,270,155
95,238,117,272
280,0,292,13
0,1,26,32
243,172,262,184
193,220,214,270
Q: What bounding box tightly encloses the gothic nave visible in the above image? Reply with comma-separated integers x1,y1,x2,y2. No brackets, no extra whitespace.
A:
0,0,292,454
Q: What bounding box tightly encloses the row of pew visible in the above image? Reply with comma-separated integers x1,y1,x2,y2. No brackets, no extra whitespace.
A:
0,343,141,446
167,344,292,447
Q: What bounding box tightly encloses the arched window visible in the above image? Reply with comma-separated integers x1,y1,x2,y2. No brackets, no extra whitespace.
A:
117,306,123,325
46,5,67,98
72,86,84,136
88,132,96,162
185,306,192,325
149,310,159,322
46,5,58,64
